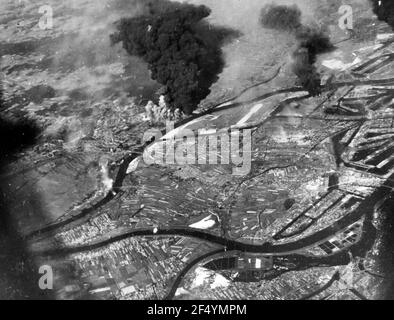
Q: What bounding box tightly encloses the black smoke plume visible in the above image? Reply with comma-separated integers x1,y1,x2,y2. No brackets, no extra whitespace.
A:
260,4,333,95
111,1,238,115
369,0,394,29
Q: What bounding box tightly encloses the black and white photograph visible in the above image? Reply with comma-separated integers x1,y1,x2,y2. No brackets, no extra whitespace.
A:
1,0,394,304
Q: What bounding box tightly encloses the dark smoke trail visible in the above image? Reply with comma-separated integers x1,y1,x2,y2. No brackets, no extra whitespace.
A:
260,4,333,95
293,25,333,95
111,1,238,115
369,0,394,29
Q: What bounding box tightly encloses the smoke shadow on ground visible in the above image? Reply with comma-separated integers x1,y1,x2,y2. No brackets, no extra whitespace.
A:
0,57,51,299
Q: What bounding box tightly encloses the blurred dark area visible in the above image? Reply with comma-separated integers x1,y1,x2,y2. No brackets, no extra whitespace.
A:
369,0,394,29
0,57,50,299
378,195,394,300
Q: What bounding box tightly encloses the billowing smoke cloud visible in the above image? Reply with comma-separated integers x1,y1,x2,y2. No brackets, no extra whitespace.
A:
260,4,302,32
369,0,394,29
111,1,238,114
260,3,333,95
